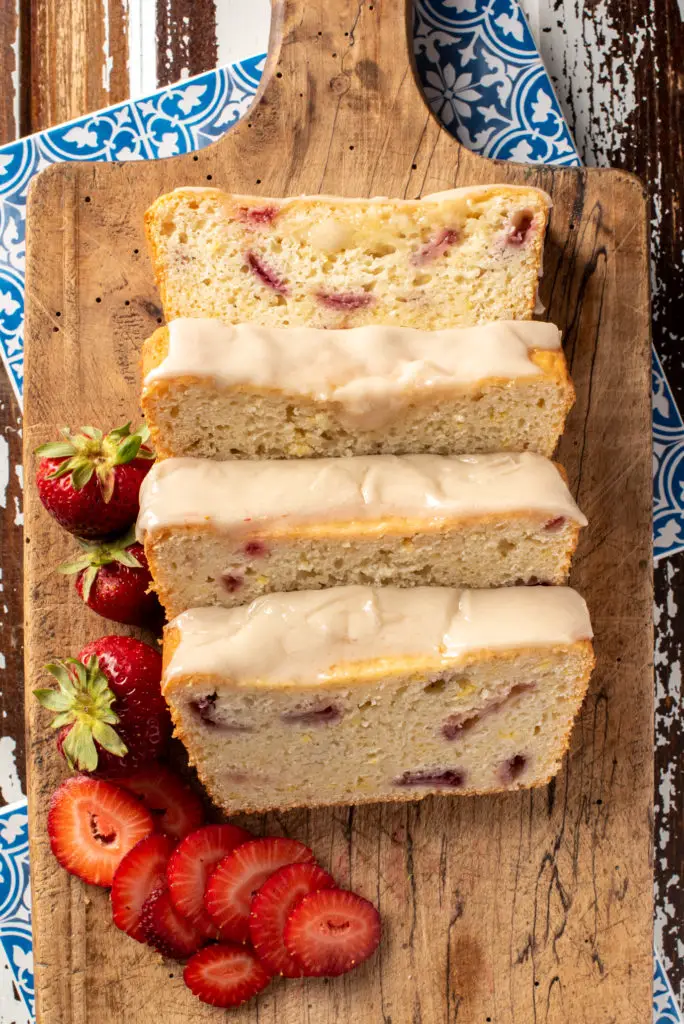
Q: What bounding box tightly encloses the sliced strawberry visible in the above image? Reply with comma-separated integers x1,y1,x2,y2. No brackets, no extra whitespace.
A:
116,764,205,840
141,887,206,960
283,889,381,977
249,862,335,977
167,824,253,938
183,943,271,1008
47,775,154,887
111,833,176,942
205,837,314,943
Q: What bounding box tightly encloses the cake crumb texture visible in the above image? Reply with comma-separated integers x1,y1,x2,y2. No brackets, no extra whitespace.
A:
144,186,550,329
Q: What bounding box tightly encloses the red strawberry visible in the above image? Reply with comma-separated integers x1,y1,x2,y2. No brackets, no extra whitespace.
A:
115,764,205,840
183,944,271,1008
35,635,170,778
249,862,335,977
167,825,253,939
284,889,381,976
47,775,154,886
111,832,176,942
205,837,314,943
57,528,162,628
141,887,206,960
35,423,154,539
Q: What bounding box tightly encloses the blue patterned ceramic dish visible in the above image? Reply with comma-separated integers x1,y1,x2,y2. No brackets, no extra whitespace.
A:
0,3,679,1021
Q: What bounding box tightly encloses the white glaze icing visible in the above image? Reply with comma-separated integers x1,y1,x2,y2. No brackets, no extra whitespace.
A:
136,452,587,543
421,185,552,207
164,585,592,687
171,186,552,207
145,318,562,429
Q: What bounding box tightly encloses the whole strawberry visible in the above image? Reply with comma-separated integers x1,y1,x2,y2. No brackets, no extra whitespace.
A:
34,635,170,777
35,423,154,539
57,527,163,628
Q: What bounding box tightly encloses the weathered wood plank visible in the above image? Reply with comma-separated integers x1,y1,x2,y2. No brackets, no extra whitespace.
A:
0,0,20,142
27,0,129,131
155,0,217,87
526,0,684,1000
0,376,25,804
23,1,653,1021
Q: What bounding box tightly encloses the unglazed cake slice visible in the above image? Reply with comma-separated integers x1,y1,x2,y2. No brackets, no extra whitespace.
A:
142,318,574,460
144,186,550,329
162,586,594,814
136,452,587,617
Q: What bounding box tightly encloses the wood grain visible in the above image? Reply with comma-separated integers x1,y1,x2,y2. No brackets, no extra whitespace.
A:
156,0,218,87
27,0,129,131
0,0,19,141
22,1,653,1021
536,0,684,997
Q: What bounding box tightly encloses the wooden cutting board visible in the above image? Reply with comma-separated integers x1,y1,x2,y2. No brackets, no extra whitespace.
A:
22,1,654,1021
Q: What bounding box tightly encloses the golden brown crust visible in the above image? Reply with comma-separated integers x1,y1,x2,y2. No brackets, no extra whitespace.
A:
144,511,582,544
162,639,594,696
140,327,172,458
161,623,181,679
141,326,169,379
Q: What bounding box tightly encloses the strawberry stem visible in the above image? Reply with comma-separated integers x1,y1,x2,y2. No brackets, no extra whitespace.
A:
34,656,128,772
35,422,155,501
57,527,141,602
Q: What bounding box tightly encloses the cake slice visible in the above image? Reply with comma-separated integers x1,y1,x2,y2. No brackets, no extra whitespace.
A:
141,318,574,460
136,452,587,618
162,585,594,814
144,185,550,329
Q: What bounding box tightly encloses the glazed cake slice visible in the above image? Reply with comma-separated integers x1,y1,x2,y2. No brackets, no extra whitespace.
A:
162,586,594,814
142,318,574,460
144,186,550,329
136,452,588,618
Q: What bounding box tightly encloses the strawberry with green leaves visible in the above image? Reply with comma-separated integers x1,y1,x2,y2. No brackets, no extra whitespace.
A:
34,635,170,778
57,526,162,628
35,423,154,538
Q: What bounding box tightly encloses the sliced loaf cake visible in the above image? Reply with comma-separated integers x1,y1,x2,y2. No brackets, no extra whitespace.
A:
136,452,587,618
144,186,550,329
162,585,594,814
142,318,574,460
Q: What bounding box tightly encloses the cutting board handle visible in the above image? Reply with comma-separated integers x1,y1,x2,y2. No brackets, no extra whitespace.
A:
260,0,422,117
241,0,469,192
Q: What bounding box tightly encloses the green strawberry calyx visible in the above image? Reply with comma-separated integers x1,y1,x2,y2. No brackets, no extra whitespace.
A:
34,656,128,772
35,422,155,503
57,526,142,603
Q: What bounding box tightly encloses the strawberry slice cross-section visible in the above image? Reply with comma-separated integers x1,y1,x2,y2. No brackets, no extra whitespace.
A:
111,832,176,942
47,775,154,887
249,862,335,977
116,764,205,841
141,888,206,960
184,943,271,1008
283,888,381,977
166,824,253,939
205,836,314,943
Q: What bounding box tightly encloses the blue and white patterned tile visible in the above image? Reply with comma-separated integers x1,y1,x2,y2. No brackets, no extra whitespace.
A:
653,347,684,561
0,801,32,1021
413,0,580,165
655,949,684,1024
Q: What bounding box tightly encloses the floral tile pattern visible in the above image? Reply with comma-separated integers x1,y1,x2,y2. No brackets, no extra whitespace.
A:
413,0,581,164
653,347,684,560
0,800,32,1020
0,3,679,1022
